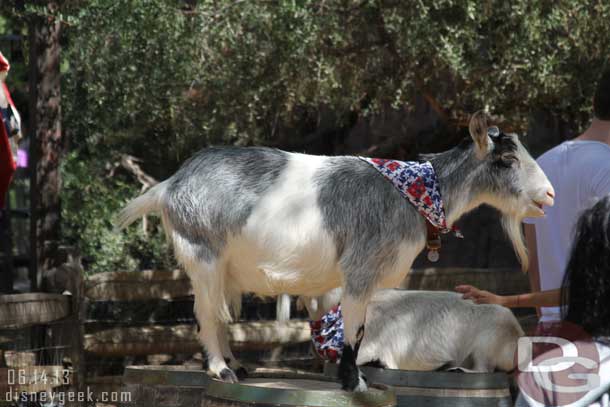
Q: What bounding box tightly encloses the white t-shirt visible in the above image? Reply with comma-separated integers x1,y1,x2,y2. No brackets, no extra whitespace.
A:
516,340,610,407
524,140,610,322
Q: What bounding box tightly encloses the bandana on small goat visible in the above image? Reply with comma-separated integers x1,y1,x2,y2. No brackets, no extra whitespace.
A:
309,304,344,363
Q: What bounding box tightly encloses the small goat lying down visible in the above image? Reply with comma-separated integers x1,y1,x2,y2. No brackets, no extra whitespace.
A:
300,289,524,372
116,112,554,391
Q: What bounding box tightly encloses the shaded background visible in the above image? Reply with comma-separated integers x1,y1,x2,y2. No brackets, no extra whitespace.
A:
1,1,609,396
3,1,608,278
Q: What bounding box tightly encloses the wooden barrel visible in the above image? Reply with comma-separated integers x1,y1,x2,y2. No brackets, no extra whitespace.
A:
203,368,396,407
325,364,512,407
121,365,210,407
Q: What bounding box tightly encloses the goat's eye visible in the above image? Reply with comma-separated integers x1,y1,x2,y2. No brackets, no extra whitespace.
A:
495,153,518,168
501,153,518,163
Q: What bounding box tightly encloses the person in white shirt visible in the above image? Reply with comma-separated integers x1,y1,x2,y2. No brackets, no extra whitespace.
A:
456,68,610,322
515,194,610,407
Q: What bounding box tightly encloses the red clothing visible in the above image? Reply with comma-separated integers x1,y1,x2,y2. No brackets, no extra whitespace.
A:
0,83,17,207
0,52,9,72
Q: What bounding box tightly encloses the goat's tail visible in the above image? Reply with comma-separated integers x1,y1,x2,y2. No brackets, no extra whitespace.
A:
115,181,169,230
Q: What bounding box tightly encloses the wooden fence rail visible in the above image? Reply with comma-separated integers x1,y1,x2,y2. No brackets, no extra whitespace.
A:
0,266,533,404
85,270,192,302
84,320,311,357
0,293,70,328
0,267,531,334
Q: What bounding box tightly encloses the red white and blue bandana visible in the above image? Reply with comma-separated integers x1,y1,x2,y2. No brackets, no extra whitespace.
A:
360,157,453,233
309,304,344,363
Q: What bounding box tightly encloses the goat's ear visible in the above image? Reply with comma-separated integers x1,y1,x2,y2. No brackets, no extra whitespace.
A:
469,110,491,159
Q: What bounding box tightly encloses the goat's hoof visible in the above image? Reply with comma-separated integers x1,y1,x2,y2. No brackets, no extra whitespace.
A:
339,365,368,392
219,368,239,383
353,370,368,392
235,366,249,380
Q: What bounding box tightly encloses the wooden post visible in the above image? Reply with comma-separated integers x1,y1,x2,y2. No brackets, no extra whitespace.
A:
26,9,63,401
48,247,85,407
0,208,14,293
28,1,63,291
67,250,86,406
273,294,292,361
276,294,291,322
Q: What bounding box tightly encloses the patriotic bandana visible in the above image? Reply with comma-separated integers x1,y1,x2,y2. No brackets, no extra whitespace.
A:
309,304,344,363
360,157,460,235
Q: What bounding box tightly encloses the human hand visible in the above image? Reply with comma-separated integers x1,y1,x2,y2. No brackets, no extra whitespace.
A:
454,284,506,306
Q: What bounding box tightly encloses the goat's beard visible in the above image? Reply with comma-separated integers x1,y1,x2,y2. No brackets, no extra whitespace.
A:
501,215,528,272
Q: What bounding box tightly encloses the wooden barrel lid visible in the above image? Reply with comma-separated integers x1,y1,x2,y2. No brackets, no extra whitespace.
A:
324,364,510,390
204,370,396,407
124,365,210,387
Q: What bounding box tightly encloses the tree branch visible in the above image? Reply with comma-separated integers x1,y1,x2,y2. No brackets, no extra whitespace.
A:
371,6,452,125
109,155,158,236
114,155,158,191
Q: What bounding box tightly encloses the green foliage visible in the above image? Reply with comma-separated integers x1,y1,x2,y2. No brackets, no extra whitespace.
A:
61,150,175,275
63,0,610,145
54,0,610,273
60,0,197,273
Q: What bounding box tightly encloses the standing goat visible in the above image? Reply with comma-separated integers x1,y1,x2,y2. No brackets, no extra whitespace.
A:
300,288,523,372
116,112,554,391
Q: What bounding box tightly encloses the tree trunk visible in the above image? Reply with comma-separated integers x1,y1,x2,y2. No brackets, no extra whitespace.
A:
28,2,62,291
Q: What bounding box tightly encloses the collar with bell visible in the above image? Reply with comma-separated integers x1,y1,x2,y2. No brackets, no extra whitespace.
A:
425,220,463,262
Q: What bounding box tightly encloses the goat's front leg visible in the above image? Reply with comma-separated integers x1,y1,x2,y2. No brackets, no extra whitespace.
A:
338,294,369,391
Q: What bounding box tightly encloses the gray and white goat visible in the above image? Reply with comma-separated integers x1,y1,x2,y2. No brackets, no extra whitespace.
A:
116,112,554,391
300,288,523,372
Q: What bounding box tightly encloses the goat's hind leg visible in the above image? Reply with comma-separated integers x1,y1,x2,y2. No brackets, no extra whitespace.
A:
217,291,248,379
165,214,239,381
185,258,239,382
193,292,239,382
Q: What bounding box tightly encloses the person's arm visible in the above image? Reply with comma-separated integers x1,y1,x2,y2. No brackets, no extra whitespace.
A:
524,223,543,316
454,285,561,308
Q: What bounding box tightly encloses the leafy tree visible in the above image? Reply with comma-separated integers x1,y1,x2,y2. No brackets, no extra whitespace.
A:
51,0,610,272
64,1,610,151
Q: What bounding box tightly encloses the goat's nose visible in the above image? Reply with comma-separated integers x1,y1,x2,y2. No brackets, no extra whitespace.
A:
543,187,555,207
